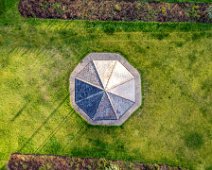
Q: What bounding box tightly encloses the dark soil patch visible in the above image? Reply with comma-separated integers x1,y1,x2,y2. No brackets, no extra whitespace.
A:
8,153,187,170
18,0,212,23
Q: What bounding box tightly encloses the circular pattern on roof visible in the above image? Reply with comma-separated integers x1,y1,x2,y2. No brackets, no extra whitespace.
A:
70,53,141,125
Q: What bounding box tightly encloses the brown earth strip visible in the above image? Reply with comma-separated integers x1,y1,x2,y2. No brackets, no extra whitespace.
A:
8,153,187,170
18,0,212,23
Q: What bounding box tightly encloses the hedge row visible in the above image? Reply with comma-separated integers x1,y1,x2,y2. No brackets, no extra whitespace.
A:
8,153,186,170
19,0,212,23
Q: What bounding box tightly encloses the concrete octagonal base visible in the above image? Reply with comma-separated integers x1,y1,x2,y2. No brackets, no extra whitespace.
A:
70,53,141,126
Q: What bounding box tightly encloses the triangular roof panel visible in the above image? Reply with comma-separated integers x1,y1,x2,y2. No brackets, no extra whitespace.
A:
93,60,116,88
76,62,102,87
106,62,134,90
108,79,135,102
75,79,102,102
77,92,104,119
108,93,134,119
93,92,117,120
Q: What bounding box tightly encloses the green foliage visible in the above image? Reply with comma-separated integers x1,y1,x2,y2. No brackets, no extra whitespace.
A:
114,4,122,12
40,1,50,11
51,2,63,15
161,6,167,15
188,5,200,20
40,2,64,15
207,5,212,19
105,163,120,170
96,159,120,170
39,163,53,170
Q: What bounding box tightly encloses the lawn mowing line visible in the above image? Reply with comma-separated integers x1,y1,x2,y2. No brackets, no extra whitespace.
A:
55,31,212,39
34,109,75,153
52,32,212,42
36,23,212,34
61,126,130,157
169,78,210,109
162,67,210,108
61,126,87,153
142,58,210,108
18,94,69,152
10,103,29,122
7,48,45,73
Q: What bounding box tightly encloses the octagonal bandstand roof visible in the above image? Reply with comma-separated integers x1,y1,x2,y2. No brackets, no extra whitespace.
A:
70,53,141,125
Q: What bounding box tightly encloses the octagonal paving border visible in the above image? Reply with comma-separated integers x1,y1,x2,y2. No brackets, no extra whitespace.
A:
70,52,142,126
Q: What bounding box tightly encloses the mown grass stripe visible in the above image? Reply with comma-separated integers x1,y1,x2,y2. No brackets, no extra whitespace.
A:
18,94,70,152
34,109,75,153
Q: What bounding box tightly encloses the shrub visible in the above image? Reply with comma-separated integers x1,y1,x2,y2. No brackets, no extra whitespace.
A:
161,6,167,15
207,5,212,19
114,4,121,12
97,158,108,168
40,1,50,10
105,163,120,170
51,2,64,15
188,5,200,20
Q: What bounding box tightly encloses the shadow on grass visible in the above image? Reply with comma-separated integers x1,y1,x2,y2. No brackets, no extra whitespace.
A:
18,94,69,152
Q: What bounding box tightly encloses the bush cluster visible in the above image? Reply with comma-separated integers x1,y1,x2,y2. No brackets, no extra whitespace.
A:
18,0,212,23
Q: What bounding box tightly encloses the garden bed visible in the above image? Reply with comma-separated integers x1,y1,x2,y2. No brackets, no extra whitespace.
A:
8,153,186,170
19,0,212,23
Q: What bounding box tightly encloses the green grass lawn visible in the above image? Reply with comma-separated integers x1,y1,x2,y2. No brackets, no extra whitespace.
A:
0,0,212,170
